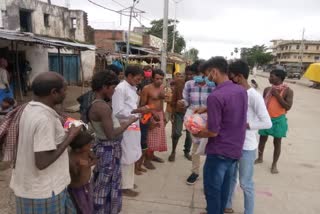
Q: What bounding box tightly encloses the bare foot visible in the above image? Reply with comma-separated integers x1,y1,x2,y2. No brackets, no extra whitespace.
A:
144,160,156,170
168,153,175,162
138,167,147,172
135,168,143,175
152,155,165,163
255,158,263,164
271,165,279,174
122,189,139,197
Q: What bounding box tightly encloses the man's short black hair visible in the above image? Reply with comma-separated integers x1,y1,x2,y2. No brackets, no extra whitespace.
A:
190,60,205,75
107,64,122,76
32,73,64,97
152,69,165,78
202,56,228,74
2,97,15,106
228,60,250,79
70,131,93,150
271,69,286,81
91,70,120,91
125,65,144,77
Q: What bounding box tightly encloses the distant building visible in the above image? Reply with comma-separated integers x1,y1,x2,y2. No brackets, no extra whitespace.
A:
133,26,150,34
0,0,95,88
271,39,320,66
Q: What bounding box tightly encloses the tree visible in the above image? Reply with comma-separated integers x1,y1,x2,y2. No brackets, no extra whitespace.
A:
240,45,273,67
234,48,239,58
184,48,199,62
148,19,186,54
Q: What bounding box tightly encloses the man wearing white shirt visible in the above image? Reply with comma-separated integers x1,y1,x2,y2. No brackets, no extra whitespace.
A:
11,72,82,213
112,66,144,197
225,60,272,214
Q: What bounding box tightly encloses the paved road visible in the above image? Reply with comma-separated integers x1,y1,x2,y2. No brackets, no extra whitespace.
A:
121,76,320,214
1,76,319,214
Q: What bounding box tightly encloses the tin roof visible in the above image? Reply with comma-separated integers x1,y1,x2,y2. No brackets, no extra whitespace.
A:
0,29,95,51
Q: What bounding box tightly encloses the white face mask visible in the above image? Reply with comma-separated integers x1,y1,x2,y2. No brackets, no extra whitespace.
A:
209,69,217,83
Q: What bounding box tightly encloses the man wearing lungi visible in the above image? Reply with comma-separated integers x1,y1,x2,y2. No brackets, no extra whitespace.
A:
10,72,82,214
140,69,168,170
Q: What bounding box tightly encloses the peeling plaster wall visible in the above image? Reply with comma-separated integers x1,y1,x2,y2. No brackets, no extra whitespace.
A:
0,41,94,83
4,0,86,42
1,0,94,83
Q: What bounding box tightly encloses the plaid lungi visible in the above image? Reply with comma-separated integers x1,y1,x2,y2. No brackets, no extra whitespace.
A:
147,111,167,152
92,138,122,214
15,189,76,214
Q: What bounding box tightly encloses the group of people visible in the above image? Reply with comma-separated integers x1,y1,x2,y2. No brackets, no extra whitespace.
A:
0,55,294,214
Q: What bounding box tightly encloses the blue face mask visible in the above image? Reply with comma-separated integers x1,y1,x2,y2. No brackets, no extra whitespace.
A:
204,77,216,87
193,75,204,83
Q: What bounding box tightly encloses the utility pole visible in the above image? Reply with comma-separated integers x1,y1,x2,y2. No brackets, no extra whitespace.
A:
65,0,70,8
299,28,305,73
171,1,177,53
126,1,136,61
161,0,169,73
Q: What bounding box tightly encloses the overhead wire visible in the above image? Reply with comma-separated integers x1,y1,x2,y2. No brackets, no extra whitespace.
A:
87,0,130,16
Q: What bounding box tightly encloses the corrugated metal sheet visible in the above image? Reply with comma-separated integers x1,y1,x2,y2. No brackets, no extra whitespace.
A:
37,36,95,50
0,29,95,51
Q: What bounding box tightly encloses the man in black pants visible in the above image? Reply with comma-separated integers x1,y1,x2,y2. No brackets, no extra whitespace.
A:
168,66,194,162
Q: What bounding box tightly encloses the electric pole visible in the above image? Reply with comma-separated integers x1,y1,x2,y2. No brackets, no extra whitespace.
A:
171,1,177,53
161,0,169,74
299,28,305,73
126,1,136,61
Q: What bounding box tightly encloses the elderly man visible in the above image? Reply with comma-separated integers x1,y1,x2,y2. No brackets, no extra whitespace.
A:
10,72,82,213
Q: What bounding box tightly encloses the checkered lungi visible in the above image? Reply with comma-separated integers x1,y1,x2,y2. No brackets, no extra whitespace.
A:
147,111,167,152
92,138,122,214
15,189,76,214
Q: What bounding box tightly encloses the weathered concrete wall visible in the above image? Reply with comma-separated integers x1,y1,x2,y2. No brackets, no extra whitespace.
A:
0,41,94,83
4,0,87,42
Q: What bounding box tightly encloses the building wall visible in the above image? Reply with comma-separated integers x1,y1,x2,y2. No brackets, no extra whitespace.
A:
3,0,87,42
0,40,94,83
94,30,124,52
272,40,320,64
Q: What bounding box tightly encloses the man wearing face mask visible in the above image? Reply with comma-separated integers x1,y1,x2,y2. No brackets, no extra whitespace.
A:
194,57,248,214
177,60,216,185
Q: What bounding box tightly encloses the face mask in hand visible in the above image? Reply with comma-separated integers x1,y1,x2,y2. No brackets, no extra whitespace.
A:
193,75,204,83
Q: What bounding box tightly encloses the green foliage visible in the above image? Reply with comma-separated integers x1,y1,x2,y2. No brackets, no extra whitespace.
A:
241,45,273,67
184,48,199,62
147,19,186,54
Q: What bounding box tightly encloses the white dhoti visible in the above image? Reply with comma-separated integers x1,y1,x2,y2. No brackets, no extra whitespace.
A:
121,163,135,190
120,122,141,190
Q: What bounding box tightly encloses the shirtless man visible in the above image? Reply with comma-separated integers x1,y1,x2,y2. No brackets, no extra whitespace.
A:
140,69,168,169
256,69,294,174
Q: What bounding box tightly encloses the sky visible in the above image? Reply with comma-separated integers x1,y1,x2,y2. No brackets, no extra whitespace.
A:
49,0,320,59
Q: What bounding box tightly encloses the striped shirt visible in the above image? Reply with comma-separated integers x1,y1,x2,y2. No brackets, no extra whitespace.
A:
182,80,215,110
